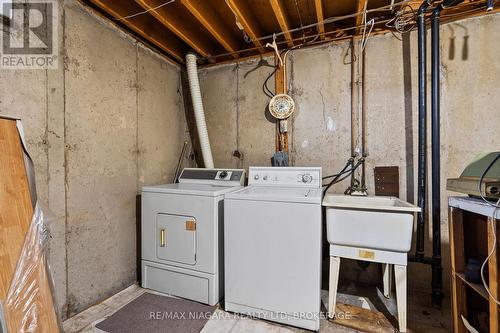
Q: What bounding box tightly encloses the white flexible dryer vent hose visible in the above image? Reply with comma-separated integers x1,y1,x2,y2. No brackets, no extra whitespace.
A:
186,53,214,168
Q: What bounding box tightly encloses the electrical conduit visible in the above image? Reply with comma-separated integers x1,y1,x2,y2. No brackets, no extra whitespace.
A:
186,53,214,168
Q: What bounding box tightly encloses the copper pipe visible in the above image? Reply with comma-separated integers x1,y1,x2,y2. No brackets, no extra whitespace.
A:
350,39,356,158
361,47,367,191
350,39,357,190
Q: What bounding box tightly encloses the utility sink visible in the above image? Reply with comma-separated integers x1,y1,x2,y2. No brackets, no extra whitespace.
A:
323,195,421,253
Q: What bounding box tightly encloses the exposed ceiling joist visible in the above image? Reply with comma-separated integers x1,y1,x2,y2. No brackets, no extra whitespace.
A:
181,0,239,59
314,0,326,40
86,0,497,65
88,0,186,63
268,0,294,47
355,0,368,35
135,0,215,62
225,0,265,53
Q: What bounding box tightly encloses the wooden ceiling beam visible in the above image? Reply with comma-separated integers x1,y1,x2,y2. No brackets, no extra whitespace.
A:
268,0,294,47
314,0,326,40
88,0,186,63
135,0,215,62
225,0,265,53
354,0,368,36
181,0,239,59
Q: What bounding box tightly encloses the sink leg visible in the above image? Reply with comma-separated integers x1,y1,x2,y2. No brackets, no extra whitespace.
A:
395,264,407,332
328,256,341,319
383,263,393,298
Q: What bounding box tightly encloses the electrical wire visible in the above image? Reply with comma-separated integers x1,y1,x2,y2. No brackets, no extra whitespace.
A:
360,0,375,52
476,153,500,305
204,0,487,62
261,35,320,99
263,66,278,98
480,198,500,306
114,0,175,21
250,0,416,43
385,5,416,33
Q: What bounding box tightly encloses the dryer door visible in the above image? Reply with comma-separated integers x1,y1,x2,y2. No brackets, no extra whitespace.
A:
156,214,196,265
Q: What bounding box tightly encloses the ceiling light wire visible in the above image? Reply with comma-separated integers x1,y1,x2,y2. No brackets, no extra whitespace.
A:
114,0,175,21
250,0,415,44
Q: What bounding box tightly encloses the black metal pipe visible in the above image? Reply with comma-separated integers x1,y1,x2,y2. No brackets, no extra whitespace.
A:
429,0,465,307
416,0,431,261
431,4,443,307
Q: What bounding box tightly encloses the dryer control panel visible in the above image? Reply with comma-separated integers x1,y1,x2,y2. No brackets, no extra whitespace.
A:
179,168,245,186
248,167,322,188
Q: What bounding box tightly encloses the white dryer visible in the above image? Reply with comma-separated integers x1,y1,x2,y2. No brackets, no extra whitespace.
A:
141,168,245,305
224,167,323,331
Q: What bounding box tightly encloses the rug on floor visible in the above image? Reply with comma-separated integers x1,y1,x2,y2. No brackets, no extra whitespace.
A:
95,293,215,333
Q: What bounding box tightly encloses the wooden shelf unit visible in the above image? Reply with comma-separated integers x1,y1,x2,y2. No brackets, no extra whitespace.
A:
449,196,499,333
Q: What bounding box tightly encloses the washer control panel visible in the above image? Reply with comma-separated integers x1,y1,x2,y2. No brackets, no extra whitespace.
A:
248,167,321,188
179,168,245,186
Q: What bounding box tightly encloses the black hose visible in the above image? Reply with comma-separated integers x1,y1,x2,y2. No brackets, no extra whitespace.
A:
322,159,363,198
323,166,358,179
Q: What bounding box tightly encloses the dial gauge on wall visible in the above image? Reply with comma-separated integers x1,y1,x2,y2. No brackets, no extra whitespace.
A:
268,93,295,120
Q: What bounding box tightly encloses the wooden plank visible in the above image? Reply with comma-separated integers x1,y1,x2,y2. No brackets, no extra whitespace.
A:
487,216,499,333
135,0,215,62
268,0,293,47
225,0,265,53
274,54,289,153
181,0,240,58
314,0,325,40
0,119,32,300
0,119,58,332
456,272,488,301
452,276,468,333
449,207,466,333
332,302,394,332
88,0,187,63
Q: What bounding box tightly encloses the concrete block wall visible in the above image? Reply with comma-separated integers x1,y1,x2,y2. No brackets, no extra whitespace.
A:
199,12,500,294
0,0,189,318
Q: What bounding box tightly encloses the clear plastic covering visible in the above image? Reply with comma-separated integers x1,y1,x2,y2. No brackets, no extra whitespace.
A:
1,203,60,333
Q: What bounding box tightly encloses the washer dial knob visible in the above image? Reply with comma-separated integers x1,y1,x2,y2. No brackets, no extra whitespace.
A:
302,174,313,183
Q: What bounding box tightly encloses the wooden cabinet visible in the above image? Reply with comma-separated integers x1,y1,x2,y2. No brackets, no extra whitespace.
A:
449,197,499,333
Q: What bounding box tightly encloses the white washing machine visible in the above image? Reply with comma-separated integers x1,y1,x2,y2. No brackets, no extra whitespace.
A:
224,167,323,331
141,168,245,305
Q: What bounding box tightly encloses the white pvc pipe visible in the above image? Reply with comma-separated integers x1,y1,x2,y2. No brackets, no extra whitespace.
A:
185,53,214,168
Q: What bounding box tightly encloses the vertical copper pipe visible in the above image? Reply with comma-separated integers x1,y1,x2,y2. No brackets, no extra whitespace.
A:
361,48,367,190
350,40,357,190
361,49,366,156
350,40,356,159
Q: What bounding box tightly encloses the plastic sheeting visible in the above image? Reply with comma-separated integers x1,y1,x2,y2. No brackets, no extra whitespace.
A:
1,203,60,332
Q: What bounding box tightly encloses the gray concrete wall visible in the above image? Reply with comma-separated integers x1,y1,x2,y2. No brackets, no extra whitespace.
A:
0,0,189,318
199,13,500,294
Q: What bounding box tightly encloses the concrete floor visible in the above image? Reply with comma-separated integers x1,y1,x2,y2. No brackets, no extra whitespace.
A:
63,282,450,333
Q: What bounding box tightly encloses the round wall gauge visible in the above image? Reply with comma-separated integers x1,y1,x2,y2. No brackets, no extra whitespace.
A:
268,94,295,119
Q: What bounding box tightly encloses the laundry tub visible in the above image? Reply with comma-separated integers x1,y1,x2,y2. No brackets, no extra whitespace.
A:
323,195,420,253
323,194,421,333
